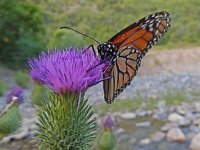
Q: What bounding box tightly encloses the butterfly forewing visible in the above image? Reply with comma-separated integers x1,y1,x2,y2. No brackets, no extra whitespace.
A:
108,11,171,54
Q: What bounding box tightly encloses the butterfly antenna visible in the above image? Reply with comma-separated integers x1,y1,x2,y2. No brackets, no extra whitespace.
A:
60,26,101,45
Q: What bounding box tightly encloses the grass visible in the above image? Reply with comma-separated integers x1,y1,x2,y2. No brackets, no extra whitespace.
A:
97,89,187,115
97,94,143,116
163,90,186,105
142,98,158,110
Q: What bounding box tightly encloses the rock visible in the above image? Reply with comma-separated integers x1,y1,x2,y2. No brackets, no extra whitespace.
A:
118,134,128,143
189,133,200,150
129,137,136,144
179,117,191,127
115,128,126,135
166,127,186,142
168,112,184,122
139,138,151,145
136,111,147,117
14,129,29,140
176,106,185,115
146,110,153,116
154,109,168,120
120,112,136,120
186,133,196,140
135,121,151,127
160,122,177,132
30,123,37,131
189,125,200,133
193,117,200,126
185,112,195,122
152,113,161,120
0,136,12,144
194,102,200,113
150,131,165,142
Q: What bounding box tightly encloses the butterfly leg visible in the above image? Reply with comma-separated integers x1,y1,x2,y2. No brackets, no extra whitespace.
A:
83,45,97,56
95,69,112,84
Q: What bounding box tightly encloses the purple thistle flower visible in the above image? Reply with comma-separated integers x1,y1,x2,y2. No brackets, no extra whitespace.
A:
7,86,23,104
102,115,115,130
28,48,108,94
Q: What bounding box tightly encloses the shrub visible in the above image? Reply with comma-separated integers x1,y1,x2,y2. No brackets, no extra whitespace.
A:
0,81,8,96
48,29,85,49
15,70,30,88
0,0,44,69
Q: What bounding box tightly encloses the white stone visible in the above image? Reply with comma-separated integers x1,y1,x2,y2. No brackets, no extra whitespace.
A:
189,133,200,150
166,127,186,142
139,138,151,145
115,128,126,135
120,112,136,120
194,102,200,113
176,106,185,115
136,111,147,117
135,121,151,127
0,136,11,144
168,112,184,122
150,131,165,142
160,122,177,132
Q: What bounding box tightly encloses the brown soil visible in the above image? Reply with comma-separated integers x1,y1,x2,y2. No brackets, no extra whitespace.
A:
138,47,200,75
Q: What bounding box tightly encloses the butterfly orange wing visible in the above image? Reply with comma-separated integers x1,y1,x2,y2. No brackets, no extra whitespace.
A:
109,11,171,54
103,11,171,103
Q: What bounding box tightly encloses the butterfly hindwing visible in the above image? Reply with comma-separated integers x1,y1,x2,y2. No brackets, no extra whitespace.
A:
103,47,142,103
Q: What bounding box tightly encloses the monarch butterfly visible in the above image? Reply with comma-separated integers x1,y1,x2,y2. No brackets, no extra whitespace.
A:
61,11,171,104
97,11,171,104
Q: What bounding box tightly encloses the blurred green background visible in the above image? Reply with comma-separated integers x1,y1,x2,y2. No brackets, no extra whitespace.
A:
0,0,200,69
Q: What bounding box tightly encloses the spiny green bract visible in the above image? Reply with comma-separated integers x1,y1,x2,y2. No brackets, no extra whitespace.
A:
37,93,97,150
0,103,21,139
98,130,117,150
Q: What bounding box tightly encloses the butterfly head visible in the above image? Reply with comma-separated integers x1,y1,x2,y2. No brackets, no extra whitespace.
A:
97,42,118,64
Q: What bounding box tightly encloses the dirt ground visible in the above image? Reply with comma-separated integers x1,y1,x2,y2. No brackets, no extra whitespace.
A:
138,47,200,75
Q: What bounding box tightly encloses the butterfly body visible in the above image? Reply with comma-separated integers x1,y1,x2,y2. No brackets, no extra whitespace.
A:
97,11,171,104
97,42,118,64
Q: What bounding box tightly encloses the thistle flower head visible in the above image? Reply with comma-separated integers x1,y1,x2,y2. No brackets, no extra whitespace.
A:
102,115,115,130
7,86,23,104
28,47,107,94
